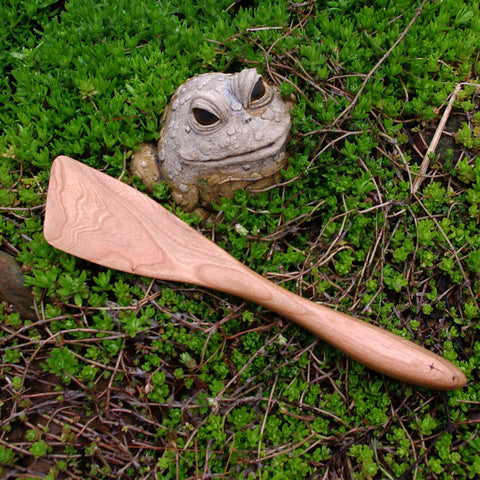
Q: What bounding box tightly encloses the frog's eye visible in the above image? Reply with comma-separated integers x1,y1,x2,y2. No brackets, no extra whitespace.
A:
193,108,219,126
251,78,266,103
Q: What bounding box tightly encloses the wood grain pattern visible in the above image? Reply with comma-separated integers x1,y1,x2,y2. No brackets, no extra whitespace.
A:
44,156,467,390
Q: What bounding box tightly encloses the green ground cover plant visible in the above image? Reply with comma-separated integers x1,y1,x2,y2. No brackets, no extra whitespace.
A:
1,0,480,478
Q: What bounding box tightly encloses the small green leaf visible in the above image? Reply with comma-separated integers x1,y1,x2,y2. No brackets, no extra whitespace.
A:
30,439,49,458
466,250,480,273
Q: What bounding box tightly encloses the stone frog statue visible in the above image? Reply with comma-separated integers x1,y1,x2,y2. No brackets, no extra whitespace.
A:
131,68,292,212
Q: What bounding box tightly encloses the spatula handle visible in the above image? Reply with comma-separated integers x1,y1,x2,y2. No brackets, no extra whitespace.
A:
188,258,466,390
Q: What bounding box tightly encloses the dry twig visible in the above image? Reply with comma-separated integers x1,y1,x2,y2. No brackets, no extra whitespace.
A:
411,83,463,194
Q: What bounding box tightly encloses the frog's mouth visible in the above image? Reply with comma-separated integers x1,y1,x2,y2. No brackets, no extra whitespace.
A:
183,134,289,166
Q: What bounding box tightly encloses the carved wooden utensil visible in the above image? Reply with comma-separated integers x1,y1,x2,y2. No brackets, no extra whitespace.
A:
44,156,466,390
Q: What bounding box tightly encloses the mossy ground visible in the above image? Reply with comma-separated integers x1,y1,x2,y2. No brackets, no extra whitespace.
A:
1,1,480,478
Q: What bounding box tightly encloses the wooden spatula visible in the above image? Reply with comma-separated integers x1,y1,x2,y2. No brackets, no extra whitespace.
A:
43,156,466,390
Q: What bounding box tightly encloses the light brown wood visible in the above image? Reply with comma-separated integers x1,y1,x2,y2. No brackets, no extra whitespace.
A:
44,156,467,390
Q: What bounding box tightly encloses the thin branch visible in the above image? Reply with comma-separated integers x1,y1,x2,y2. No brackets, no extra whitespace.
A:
411,82,463,194
333,0,428,126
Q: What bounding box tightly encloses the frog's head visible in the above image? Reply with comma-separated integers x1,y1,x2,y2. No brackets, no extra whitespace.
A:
158,68,292,189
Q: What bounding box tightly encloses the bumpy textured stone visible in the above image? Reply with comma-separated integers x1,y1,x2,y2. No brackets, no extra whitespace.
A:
131,68,292,210
0,251,35,320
